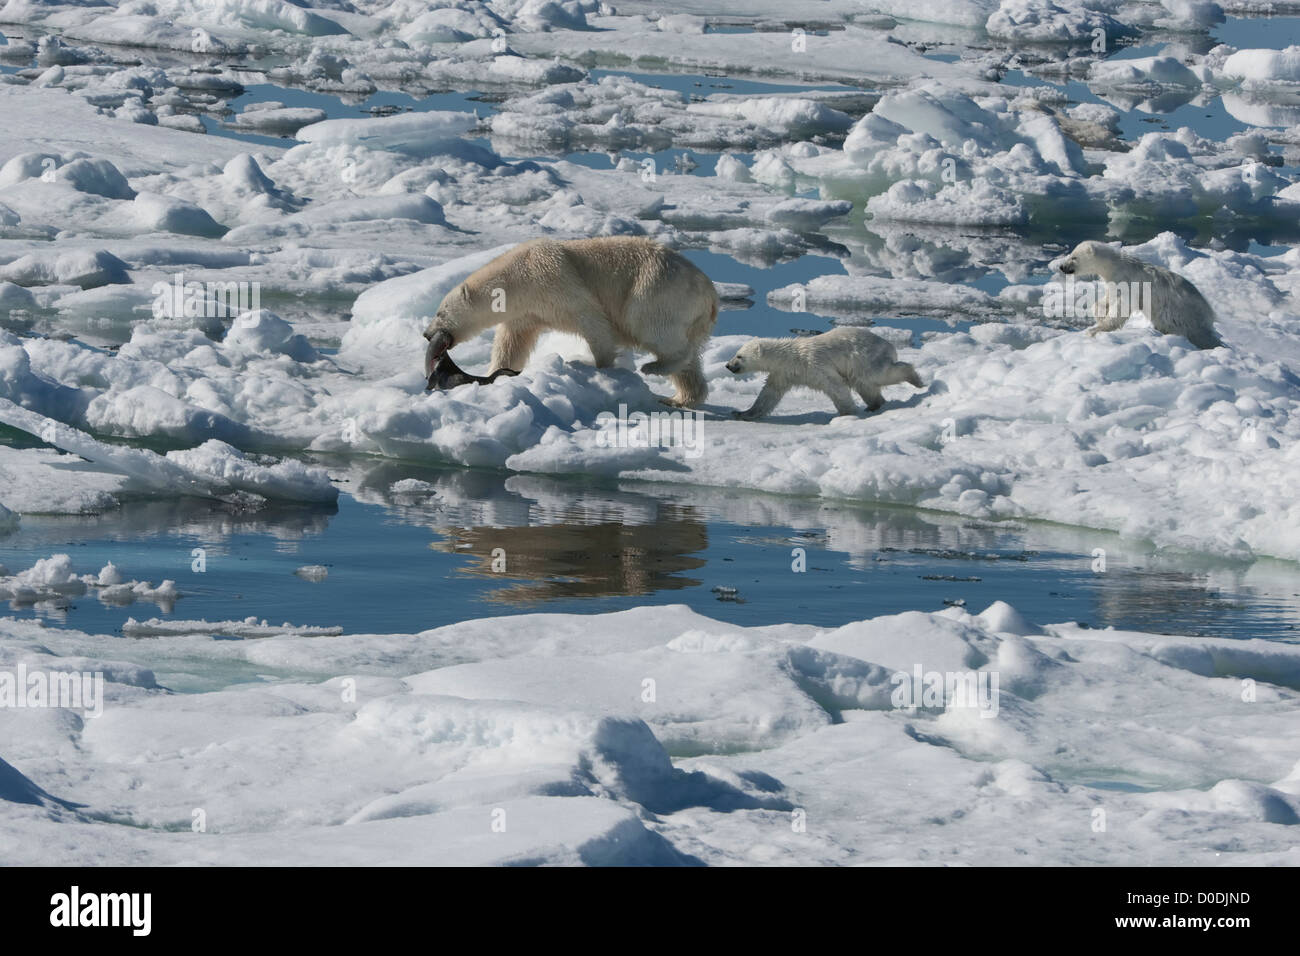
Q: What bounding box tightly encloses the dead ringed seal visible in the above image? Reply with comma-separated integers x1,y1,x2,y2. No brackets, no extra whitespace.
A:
425,348,520,391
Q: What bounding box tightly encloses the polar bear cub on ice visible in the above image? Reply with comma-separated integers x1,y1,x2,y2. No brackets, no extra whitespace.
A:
725,327,923,420
1057,240,1222,349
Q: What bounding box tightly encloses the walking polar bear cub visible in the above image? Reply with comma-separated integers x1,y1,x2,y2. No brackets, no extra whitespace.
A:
1057,240,1222,349
423,237,718,407
725,327,923,420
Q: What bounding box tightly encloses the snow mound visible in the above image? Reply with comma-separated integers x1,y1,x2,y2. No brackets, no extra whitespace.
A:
223,310,320,362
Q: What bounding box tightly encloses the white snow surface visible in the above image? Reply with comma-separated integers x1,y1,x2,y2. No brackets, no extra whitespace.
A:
2,600,1298,864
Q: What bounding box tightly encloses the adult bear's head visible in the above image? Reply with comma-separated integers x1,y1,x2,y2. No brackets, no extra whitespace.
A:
423,327,455,384
1057,240,1113,276
422,281,495,379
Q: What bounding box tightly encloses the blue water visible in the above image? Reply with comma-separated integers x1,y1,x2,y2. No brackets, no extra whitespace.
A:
2,465,1296,639
202,69,857,149
682,249,973,341
199,82,492,148
1213,15,1300,48
685,249,842,336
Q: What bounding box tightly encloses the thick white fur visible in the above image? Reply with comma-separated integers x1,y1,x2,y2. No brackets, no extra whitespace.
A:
1058,240,1222,349
726,327,923,420
423,237,719,406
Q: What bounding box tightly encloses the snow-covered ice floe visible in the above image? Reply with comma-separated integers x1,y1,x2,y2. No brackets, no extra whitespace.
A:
0,554,177,612
2,601,1298,864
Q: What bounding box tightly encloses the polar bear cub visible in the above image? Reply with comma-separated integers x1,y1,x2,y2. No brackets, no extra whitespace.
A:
422,237,719,407
1057,240,1222,349
725,327,923,420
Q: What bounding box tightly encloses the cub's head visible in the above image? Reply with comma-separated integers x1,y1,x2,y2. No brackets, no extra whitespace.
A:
1057,240,1113,276
725,339,770,374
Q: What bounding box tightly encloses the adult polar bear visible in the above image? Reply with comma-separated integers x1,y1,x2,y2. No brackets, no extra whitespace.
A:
423,237,718,407
1057,240,1222,349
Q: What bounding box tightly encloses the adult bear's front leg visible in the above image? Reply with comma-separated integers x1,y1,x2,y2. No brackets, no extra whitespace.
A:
490,321,541,371
573,314,620,367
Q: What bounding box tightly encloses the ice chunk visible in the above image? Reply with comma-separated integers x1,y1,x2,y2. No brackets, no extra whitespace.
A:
0,249,129,288
53,158,135,200
223,310,321,362
342,243,517,364
0,400,336,503
1221,46,1300,85
121,616,343,637
296,111,479,157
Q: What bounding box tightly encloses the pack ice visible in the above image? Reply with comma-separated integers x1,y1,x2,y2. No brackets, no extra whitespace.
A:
0,0,1299,865
2,599,1299,864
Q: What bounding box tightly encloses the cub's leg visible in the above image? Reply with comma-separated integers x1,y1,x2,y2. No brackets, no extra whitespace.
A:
490,321,541,371
856,385,884,411
735,377,788,420
665,355,707,408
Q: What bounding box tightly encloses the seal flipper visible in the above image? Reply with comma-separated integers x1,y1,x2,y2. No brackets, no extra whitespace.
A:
426,352,520,391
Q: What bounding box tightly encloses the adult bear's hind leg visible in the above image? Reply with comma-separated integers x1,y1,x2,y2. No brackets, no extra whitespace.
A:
638,321,694,377
664,355,708,408
641,349,692,376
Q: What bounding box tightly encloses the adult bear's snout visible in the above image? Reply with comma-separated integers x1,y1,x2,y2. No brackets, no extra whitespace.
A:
725,359,740,373
1058,261,1074,274
424,330,454,384
424,330,453,364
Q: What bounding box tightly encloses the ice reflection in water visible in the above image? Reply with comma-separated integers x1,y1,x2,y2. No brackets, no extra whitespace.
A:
3,461,1295,642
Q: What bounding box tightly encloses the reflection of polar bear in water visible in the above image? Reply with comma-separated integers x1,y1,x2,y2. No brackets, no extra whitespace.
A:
1057,240,1222,349
725,327,923,420
422,238,718,407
